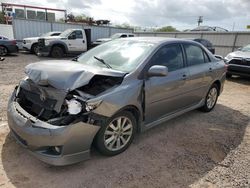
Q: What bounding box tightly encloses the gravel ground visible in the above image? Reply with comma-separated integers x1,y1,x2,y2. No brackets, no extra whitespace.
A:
0,53,249,188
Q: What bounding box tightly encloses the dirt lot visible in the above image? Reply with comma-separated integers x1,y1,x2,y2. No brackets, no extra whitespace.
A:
0,53,249,188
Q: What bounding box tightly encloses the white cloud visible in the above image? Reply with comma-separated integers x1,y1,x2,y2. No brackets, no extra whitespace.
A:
1,0,250,30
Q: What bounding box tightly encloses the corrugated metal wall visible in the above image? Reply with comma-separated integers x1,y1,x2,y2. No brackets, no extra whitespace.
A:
12,19,133,43
135,32,250,57
0,24,14,39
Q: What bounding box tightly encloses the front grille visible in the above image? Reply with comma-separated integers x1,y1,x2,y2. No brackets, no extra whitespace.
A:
229,59,250,66
38,38,45,48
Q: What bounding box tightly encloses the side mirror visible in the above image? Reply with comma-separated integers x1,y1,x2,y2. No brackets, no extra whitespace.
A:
0,57,5,61
148,65,168,77
68,34,76,40
237,47,242,51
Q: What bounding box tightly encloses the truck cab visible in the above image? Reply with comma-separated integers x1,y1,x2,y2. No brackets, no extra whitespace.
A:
37,29,90,58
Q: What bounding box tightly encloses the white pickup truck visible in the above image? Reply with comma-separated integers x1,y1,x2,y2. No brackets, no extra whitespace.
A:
23,31,61,54
93,33,135,46
37,29,91,58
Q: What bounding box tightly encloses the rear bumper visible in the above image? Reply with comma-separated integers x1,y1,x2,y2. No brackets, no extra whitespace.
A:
7,45,18,53
7,89,100,166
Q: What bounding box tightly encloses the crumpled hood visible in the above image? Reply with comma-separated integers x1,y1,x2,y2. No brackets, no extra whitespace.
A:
25,60,126,91
229,51,250,59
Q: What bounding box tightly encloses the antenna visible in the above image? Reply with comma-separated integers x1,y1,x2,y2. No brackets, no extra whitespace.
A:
198,16,203,26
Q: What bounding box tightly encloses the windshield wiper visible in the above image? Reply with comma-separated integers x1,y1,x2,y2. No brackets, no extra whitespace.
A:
94,56,112,69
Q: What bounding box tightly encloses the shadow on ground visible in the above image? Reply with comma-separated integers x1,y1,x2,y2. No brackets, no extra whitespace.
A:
226,76,250,86
2,104,249,188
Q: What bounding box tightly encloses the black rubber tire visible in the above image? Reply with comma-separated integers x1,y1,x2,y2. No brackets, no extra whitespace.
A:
95,111,136,156
0,46,8,56
31,43,39,55
50,46,64,58
200,84,219,112
226,73,232,78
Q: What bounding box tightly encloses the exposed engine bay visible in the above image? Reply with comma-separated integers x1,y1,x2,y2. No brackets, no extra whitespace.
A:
16,74,123,126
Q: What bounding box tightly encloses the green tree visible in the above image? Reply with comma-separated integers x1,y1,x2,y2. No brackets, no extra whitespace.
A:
156,26,179,32
0,11,5,24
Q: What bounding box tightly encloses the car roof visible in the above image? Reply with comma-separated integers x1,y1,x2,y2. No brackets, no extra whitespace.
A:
119,37,199,45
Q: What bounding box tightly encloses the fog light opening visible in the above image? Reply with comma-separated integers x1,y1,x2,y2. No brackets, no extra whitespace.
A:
50,146,62,155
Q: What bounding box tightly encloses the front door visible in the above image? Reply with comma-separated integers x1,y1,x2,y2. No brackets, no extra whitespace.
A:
67,30,87,52
144,44,191,124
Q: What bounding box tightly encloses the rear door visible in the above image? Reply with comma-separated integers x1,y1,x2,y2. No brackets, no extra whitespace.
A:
144,44,191,124
183,43,214,104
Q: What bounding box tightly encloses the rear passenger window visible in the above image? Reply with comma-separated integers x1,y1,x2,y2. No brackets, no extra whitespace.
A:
203,51,210,63
184,44,206,66
150,44,184,72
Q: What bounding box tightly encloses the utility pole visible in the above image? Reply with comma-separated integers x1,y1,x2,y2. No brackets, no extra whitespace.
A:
198,16,203,26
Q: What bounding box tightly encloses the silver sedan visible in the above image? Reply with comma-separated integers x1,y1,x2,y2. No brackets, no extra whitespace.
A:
8,37,226,165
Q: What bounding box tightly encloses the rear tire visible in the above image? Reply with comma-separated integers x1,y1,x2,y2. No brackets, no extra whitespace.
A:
0,46,8,56
95,111,136,156
50,46,64,58
200,84,219,112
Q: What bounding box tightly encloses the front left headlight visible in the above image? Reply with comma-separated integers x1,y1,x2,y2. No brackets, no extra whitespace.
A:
85,100,102,112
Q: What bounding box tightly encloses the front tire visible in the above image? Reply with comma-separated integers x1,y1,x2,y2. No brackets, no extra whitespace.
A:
200,84,219,112
0,46,8,56
31,43,39,55
50,46,64,58
95,111,136,156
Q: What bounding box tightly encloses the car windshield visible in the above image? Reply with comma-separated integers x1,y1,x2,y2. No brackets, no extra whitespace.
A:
59,29,74,38
241,44,250,52
76,40,156,72
111,34,122,39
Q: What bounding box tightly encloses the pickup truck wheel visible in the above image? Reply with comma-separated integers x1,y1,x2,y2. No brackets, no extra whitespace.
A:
95,111,136,156
31,43,39,55
0,46,8,56
51,46,64,58
200,84,219,112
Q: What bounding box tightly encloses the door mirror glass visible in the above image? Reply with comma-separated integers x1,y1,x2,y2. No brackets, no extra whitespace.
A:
68,33,76,40
148,65,168,77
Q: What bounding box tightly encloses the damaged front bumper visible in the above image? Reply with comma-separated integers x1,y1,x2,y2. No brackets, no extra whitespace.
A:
7,89,100,166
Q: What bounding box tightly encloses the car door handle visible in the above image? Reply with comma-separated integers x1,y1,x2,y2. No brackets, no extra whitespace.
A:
82,40,85,43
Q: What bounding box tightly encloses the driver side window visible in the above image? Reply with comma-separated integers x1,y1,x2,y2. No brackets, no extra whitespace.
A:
150,44,184,72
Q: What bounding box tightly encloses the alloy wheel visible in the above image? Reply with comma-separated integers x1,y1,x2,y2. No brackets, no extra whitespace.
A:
207,87,218,109
104,116,133,151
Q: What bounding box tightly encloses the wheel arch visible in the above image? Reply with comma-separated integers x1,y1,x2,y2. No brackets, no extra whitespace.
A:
114,105,142,133
0,45,8,52
212,80,221,95
51,43,67,54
